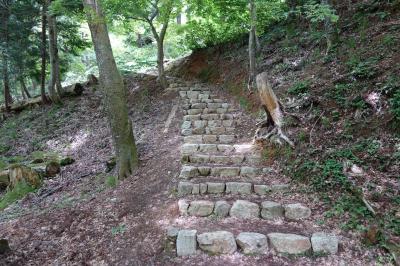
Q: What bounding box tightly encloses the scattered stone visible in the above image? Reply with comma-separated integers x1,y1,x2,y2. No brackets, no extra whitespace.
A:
240,167,260,177
206,182,225,194
230,200,260,219
268,233,311,254
197,231,237,255
284,203,311,220
188,200,214,217
254,185,268,195
236,232,268,254
178,199,189,216
214,201,230,217
311,232,339,254
179,166,198,179
226,182,252,195
178,182,193,196
261,201,284,219
177,230,197,256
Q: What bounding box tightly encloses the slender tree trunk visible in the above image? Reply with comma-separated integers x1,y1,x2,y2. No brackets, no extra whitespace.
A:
248,0,257,91
20,80,27,100
40,2,49,104
83,0,139,179
156,38,168,89
1,7,12,111
47,9,61,103
31,79,38,94
176,13,181,25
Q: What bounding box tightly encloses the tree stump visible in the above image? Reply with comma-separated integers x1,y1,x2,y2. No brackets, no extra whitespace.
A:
8,165,41,189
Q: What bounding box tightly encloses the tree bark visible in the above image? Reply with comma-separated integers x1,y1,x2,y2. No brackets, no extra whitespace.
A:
20,80,27,100
248,0,257,91
21,78,31,98
322,0,333,55
47,8,61,103
83,0,139,179
40,2,49,104
1,5,12,111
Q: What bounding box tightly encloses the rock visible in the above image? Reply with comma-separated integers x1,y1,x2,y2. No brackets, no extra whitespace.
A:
208,127,225,135
271,184,290,192
189,155,210,164
188,200,214,217
236,232,268,254
181,121,192,130
178,182,193,196
230,200,260,219
222,120,235,127
182,144,199,154
192,103,207,109
217,145,235,152
178,199,189,216
203,135,218,143
0,239,10,255
177,230,197,256
167,227,179,240
192,184,200,194
198,167,211,176
311,232,339,254
183,115,201,121
211,167,240,177
184,135,203,144
187,109,203,115
179,166,198,179
209,155,230,164
350,164,363,176
225,182,252,195
240,167,261,177
261,201,284,219
246,154,262,164
201,114,220,120
214,201,230,217
59,157,75,166
254,185,268,195
187,91,200,99
284,203,311,220
231,155,245,164
8,165,41,189
198,144,217,152
219,135,235,144
197,231,237,255
208,120,222,127
206,182,225,194
268,233,311,254
200,183,208,194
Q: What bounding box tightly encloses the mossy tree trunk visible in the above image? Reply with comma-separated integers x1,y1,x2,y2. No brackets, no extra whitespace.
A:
83,0,139,179
40,1,50,104
1,5,13,111
248,0,257,91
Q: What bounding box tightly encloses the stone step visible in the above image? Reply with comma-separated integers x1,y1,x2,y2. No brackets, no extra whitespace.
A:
177,181,289,196
181,102,233,110
183,114,236,121
181,154,262,165
182,98,225,104
183,135,236,144
172,229,338,256
182,120,237,129
181,143,261,155
178,199,311,220
179,166,266,179
183,108,237,115
181,127,235,136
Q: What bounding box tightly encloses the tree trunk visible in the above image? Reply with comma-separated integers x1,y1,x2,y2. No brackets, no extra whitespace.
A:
176,13,182,25
40,2,49,104
322,0,333,55
83,0,139,179
21,78,31,98
47,9,61,103
156,38,168,89
248,0,257,91
1,7,12,111
20,80,27,100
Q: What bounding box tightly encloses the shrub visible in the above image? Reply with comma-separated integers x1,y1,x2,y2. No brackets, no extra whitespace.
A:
288,80,311,95
389,89,400,121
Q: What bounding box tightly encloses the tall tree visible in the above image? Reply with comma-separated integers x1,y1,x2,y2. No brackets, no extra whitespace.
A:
0,0,13,111
40,0,50,104
248,0,257,91
83,0,139,179
47,0,62,103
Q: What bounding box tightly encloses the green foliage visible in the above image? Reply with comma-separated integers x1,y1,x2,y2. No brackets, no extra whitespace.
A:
389,89,400,121
288,80,310,95
347,57,378,79
300,1,339,24
106,176,117,188
0,181,37,210
111,224,126,236
380,74,400,96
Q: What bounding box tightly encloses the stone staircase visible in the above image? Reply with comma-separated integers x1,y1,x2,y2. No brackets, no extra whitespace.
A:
167,82,339,258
